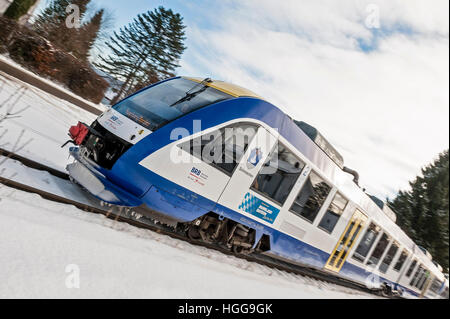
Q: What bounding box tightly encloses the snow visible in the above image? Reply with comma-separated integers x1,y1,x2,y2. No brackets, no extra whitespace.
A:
0,65,379,299
0,67,99,172
0,155,104,209
0,185,377,299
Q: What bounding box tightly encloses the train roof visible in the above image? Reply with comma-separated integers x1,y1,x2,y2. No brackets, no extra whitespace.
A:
294,121,345,169
183,77,262,99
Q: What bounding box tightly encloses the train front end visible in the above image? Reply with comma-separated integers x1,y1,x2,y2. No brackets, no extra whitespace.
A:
64,77,235,207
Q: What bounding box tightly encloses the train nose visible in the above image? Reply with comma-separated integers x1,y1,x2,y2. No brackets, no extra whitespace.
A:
67,147,143,207
67,161,120,203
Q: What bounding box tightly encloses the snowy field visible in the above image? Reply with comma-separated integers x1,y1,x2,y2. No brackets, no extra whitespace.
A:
0,65,378,299
0,185,377,299
0,64,101,172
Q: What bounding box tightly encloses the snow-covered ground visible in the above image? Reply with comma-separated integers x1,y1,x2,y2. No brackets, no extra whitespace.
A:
0,68,378,299
0,66,100,172
0,185,377,299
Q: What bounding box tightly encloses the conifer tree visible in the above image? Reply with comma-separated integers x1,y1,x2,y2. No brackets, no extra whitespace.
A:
94,6,186,104
78,9,104,61
388,150,449,272
33,0,89,42
4,0,37,21
32,0,104,61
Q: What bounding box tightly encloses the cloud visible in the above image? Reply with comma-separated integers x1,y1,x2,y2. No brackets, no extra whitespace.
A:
178,0,449,199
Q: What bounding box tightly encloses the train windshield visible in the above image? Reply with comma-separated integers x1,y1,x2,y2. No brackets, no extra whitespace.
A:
113,78,233,130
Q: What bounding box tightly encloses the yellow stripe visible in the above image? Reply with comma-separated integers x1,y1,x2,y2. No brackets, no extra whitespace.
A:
183,77,263,99
325,211,367,272
334,218,361,265
325,220,354,271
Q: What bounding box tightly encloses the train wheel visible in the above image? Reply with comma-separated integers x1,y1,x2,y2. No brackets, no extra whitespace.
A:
380,284,392,298
187,226,201,241
232,245,244,255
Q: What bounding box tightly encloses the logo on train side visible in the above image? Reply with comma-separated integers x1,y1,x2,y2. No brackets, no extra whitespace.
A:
247,147,263,167
188,167,208,186
239,192,280,224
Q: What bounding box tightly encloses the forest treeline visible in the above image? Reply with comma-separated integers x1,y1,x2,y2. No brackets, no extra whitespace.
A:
389,150,449,272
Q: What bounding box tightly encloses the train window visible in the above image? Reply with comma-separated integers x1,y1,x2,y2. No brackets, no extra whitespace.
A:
366,232,391,266
430,278,443,294
251,143,305,205
393,250,408,272
406,259,417,278
410,265,425,287
318,192,348,233
114,78,233,130
179,123,258,175
379,241,399,273
416,269,429,290
352,222,380,263
289,171,332,223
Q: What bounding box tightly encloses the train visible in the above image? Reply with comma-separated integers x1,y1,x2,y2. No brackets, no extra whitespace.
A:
64,76,449,299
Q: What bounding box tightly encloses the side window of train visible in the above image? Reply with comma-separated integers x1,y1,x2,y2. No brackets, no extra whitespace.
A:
352,222,381,263
416,269,430,290
289,171,332,223
409,265,422,287
410,265,427,288
379,241,399,273
178,122,258,175
405,259,418,278
366,232,391,266
393,249,408,272
318,192,348,233
430,278,443,294
251,143,305,206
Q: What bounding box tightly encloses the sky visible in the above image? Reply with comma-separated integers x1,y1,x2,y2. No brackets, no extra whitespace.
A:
34,0,449,200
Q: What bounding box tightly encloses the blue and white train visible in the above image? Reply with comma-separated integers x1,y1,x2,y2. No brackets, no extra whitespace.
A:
65,77,449,299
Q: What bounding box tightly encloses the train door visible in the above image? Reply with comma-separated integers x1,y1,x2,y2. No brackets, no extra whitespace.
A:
325,209,368,272
217,126,278,221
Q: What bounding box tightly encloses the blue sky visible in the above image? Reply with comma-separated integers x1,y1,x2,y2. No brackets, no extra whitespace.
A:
34,0,449,200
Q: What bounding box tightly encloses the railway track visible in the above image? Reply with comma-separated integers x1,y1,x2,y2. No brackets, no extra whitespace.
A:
0,147,387,298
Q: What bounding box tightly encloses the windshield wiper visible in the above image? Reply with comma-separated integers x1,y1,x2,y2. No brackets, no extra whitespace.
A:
170,78,213,107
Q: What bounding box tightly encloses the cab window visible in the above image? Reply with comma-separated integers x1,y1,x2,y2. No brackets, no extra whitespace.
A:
114,78,233,130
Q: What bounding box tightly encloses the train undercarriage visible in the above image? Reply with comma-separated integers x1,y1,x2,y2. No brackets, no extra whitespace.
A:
183,213,270,255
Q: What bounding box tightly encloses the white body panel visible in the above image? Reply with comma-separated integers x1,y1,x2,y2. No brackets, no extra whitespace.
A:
97,108,152,144
139,125,232,204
